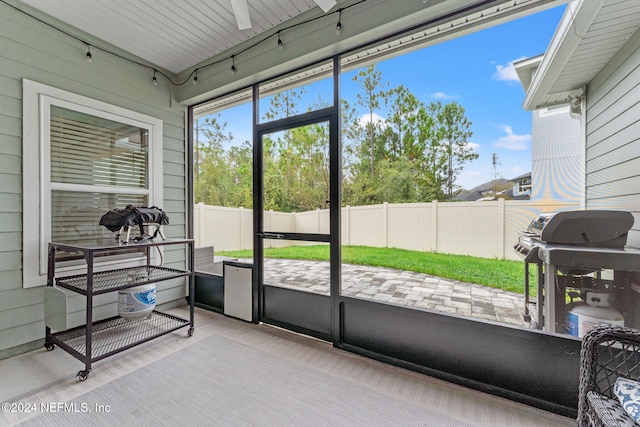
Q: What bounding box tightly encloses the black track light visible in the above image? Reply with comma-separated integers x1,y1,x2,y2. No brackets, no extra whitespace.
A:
86,46,92,63
277,31,284,49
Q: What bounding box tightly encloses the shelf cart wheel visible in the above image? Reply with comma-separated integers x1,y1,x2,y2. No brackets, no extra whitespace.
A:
77,370,90,381
188,327,194,337
523,314,531,322
45,342,55,351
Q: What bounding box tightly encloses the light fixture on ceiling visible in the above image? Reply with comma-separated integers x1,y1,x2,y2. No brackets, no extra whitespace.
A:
86,45,92,63
230,0,337,30
569,96,583,118
230,56,236,74
335,9,342,34
277,31,284,49
569,88,585,118
193,70,198,85
152,70,158,85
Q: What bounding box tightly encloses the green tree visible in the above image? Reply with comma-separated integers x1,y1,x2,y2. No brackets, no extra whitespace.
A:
262,88,306,211
260,89,333,212
194,114,233,204
432,101,476,200
196,67,477,210
262,87,307,121
385,85,423,161
194,114,254,208
227,141,253,207
352,65,388,179
262,133,282,211
290,123,330,210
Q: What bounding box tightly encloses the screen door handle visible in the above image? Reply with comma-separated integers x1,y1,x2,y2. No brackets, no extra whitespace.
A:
258,232,285,239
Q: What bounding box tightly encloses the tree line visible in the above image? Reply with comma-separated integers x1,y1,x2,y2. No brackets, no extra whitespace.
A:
194,64,477,211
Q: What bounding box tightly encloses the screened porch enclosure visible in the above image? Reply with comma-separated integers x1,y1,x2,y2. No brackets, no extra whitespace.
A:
189,5,584,416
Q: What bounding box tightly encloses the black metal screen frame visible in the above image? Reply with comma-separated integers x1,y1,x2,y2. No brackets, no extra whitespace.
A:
187,22,586,417
253,88,339,342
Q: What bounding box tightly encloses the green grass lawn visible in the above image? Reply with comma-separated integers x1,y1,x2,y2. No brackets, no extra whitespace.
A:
218,245,533,294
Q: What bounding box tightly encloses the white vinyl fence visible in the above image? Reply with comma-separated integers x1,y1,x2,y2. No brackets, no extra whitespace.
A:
194,200,580,260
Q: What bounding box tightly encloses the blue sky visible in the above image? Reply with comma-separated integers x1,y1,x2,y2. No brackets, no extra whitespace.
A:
339,4,567,190
205,4,567,191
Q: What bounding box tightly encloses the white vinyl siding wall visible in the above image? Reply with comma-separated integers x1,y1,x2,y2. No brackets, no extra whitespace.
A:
531,106,585,203
585,27,640,249
0,1,186,356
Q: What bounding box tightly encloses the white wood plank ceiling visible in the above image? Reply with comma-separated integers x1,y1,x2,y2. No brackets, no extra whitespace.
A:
18,0,344,74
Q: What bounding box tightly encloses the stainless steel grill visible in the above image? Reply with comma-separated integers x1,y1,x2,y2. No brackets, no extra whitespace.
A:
514,210,640,334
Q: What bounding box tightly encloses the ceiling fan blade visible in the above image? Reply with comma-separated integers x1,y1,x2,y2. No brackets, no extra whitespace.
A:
230,0,252,29
313,0,337,13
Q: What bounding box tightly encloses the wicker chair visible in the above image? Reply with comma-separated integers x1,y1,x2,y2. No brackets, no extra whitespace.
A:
578,325,640,426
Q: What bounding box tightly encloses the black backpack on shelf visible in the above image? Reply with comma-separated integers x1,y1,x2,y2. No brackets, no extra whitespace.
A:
99,205,169,242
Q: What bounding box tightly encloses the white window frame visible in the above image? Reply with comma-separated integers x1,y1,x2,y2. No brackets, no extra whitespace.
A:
23,80,164,288
519,179,532,193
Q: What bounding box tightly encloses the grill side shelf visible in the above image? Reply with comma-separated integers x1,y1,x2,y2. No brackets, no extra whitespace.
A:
55,266,190,295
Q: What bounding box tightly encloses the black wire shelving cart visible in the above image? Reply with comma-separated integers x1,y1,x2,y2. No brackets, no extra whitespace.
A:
44,238,195,380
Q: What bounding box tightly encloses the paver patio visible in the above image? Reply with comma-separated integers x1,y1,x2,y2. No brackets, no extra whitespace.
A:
258,258,528,327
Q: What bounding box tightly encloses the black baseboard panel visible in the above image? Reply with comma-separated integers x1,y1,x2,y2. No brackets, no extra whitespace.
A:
194,272,224,311
261,285,331,341
339,297,581,418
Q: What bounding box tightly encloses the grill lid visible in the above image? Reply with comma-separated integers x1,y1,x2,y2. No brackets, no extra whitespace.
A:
526,213,555,235
532,210,634,247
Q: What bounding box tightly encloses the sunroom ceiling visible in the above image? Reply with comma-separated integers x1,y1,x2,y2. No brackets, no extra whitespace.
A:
18,0,346,74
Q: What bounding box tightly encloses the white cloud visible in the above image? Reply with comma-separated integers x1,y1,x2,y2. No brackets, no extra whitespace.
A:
466,141,481,152
493,57,527,83
358,113,387,128
431,91,457,100
493,125,531,150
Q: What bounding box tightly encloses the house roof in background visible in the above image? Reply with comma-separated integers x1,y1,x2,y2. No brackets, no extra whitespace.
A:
522,0,640,111
455,178,511,201
509,172,531,182
513,54,543,93
469,178,511,193
455,189,484,202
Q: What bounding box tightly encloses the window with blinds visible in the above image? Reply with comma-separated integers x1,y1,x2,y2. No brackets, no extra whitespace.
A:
51,191,147,243
49,106,150,244
23,80,164,287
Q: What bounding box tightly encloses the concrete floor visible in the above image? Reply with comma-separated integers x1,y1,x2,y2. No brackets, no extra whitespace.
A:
0,307,572,427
